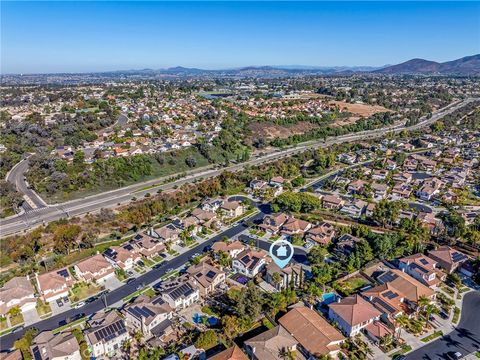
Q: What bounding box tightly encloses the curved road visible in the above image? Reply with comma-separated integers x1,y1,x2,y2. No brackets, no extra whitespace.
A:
1,98,476,237
406,291,480,360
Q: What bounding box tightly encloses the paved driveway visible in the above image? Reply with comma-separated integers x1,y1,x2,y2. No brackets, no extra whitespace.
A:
103,276,124,292
406,291,480,360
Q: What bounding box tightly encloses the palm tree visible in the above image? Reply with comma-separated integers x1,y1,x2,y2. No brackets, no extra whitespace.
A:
417,295,430,317
379,333,395,350
122,339,132,354
395,315,410,340
278,348,296,360
424,303,440,329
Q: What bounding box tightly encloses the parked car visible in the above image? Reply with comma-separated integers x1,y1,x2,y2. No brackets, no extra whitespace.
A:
153,263,162,269
127,278,135,284
439,311,449,319
392,356,406,360
74,301,85,309
446,351,462,359
12,326,24,333
56,299,64,307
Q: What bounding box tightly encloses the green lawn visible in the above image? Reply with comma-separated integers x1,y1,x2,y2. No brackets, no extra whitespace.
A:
0,319,8,331
143,288,157,298
69,283,102,303
390,344,412,358
152,255,163,263
334,277,370,296
9,313,24,327
142,257,155,267
36,300,52,318
421,331,443,343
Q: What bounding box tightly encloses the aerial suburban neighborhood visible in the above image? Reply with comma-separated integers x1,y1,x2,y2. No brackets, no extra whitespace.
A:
1,1,480,360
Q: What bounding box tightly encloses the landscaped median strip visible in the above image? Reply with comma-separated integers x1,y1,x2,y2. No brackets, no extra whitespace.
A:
420,330,443,343
452,306,461,324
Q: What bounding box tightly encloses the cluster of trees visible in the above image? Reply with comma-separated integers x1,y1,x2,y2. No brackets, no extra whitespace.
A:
271,112,394,147
0,180,23,218
271,191,321,213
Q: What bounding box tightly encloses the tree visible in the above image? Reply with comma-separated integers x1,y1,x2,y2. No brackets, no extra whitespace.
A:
395,315,409,340
7,306,21,318
424,303,440,329
195,330,218,350
14,327,38,360
307,245,328,265
447,273,462,289
271,272,282,288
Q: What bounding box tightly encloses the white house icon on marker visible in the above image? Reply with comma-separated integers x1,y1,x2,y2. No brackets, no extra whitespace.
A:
276,245,288,258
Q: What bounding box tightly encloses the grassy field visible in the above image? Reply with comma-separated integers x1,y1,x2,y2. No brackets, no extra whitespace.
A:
36,300,52,318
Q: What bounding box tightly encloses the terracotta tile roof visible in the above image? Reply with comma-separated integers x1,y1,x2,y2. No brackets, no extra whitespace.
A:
365,321,393,338
377,269,434,302
278,307,344,356
31,331,80,360
245,325,300,360
76,254,114,277
208,346,248,360
329,295,381,327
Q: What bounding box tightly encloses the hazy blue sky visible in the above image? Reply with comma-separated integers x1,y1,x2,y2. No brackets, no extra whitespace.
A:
1,1,479,73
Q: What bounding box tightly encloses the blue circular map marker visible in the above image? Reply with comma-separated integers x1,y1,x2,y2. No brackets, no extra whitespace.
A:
269,239,294,269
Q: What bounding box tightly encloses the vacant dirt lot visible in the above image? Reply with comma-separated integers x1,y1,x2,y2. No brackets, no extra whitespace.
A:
328,100,390,117
248,121,319,140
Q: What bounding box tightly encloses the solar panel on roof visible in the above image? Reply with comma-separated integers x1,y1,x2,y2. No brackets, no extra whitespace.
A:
58,269,69,278
384,291,398,300
452,252,467,263
420,258,429,265
380,271,398,283
374,298,397,314
206,270,216,279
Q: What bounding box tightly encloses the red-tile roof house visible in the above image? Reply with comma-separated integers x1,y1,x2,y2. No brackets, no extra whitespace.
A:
212,241,245,258
219,201,244,218
258,213,289,234
36,268,76,303
398,253,445,288
279,307,345,358
321,194,345,210
130,233,166,258
280,217,312,237
427,246,469,274
364,321,394,345
209,346,248,360
376,269,435,307
0,276,36,316
74,254,115,283
328,295,382,336
305,222,336,245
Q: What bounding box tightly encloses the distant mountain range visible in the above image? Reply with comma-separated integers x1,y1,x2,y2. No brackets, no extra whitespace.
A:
374,54,480,75
112,55,479,77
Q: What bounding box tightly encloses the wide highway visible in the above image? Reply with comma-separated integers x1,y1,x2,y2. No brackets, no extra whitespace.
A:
1,98,477,238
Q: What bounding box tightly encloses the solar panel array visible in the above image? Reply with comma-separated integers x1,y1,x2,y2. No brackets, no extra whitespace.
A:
93,319,126,343
373,298,397,314
419,258,429,265
57,269,69,278
451,252,467,263
206,270,216,279
383,290,398,300
379,271,398,284
168,283,194,300
129,305,156,320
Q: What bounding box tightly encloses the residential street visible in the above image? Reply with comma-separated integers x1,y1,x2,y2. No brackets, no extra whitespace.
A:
405,291,480,360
